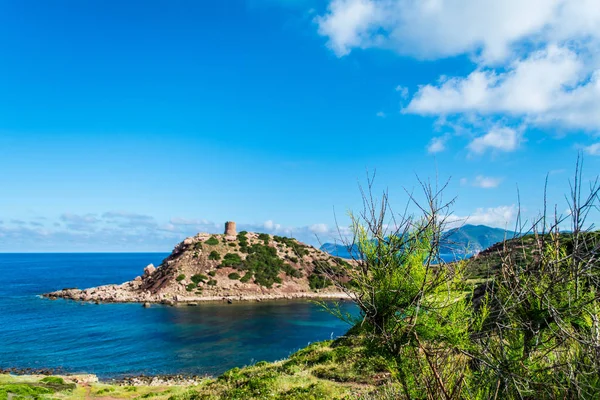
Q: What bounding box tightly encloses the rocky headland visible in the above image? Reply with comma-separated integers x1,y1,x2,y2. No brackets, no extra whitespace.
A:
43,223,351,304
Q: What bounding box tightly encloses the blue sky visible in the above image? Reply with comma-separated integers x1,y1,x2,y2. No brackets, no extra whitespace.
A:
1,0,599,251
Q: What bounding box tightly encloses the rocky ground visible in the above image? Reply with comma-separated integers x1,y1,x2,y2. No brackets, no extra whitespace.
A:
43,231,352,304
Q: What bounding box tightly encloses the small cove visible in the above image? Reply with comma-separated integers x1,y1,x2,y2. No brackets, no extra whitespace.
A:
0,253,356,379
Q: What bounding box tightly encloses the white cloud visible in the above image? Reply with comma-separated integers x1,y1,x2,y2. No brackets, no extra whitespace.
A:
309,223,329,234
317,0,600,138
404,45,600,131
376,111,386,117
263,220,282,231
468,127,520,154
473,175,502,188
395,85,409,98
60,213,98,224
448,205,517,229
427,136,447,154
316,0,600,63
315,0,382,57
583,143,600,156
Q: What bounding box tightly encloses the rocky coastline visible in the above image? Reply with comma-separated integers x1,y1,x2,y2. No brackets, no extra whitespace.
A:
43,286,350,305
42,224,353,305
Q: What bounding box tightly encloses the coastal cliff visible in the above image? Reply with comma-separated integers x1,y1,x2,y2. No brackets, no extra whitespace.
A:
43,229,350,304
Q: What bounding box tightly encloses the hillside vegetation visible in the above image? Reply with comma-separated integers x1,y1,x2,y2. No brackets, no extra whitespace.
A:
45,231,352,303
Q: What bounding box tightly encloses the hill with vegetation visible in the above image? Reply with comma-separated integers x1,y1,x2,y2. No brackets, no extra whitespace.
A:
441,224,518,254
44,231,351,304
320,224,517,259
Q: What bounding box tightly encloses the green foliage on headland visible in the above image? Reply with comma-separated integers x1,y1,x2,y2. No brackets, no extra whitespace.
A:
205,236,220,246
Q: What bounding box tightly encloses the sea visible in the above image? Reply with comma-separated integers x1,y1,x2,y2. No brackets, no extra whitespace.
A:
0,253,356,379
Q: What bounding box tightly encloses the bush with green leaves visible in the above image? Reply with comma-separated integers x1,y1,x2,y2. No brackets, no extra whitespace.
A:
208,270,216,277
207,279,217,286
258,233,270,244
222,253,243,268
176,274,186,282
237,232,248,245
243,243,286,288
208,250,221,261
228,272,241,280
273,235,309,256
190,274,208,284
240,272,253,283
205,236,219,245
282,263,303,278
308,273,331,289
321,163,600,399
186,283,197,292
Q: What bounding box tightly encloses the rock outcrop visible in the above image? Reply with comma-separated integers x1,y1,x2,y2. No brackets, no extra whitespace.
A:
43,229,352,304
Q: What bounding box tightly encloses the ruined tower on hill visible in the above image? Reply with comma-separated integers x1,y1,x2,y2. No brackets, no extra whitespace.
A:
224,221,237,236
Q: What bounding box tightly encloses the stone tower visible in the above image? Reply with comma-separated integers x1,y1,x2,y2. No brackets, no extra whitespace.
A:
224,221,237,236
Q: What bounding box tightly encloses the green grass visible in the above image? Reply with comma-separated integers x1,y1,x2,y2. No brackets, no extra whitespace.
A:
168,337,387,399
0,335,402,400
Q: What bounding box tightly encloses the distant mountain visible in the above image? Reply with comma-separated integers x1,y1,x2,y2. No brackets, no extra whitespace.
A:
440,224,519,255
319,242,357,260
320,224,518,260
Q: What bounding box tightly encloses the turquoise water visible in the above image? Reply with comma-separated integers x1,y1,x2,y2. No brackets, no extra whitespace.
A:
0,253,355,379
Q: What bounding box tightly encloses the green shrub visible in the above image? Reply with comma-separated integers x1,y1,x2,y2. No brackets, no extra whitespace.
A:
282,263,303,278
194,242,203,250
208,250,221,261
191,274,208,284
207,279,217,286
208,270,216,277
258,233,270,244
273,235,309,256
228,272,241,280
0,384,54,398
205,236,219,245
186,283,197,291
40,377,65,385
308,273,331,290
176,274,186,282
244,243,286,288
240,272,252,283
228,242,237,247
222,253,243,267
